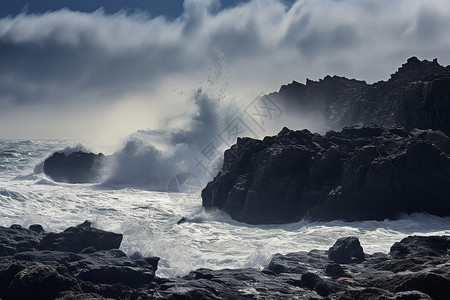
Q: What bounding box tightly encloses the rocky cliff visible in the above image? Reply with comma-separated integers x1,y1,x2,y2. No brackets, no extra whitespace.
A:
269,57,450,135
202,126,450,224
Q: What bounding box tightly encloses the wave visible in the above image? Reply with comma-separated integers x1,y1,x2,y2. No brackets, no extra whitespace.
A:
0,188,27,202
102,89,237,190
35,178,59,186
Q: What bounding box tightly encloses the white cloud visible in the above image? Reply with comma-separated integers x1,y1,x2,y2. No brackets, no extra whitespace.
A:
0,0,449,142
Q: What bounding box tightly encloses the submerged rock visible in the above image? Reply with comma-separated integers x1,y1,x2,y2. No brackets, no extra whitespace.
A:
43,151,109,183
202,125,450,224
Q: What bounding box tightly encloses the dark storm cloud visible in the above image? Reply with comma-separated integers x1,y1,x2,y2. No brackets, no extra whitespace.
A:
0,0,450,139
0,10,191,106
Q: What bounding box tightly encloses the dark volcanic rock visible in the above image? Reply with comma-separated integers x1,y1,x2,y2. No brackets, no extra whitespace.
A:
38,221,123,253
269,57,450,135
389,235,450,259
1,223,449,300
154,235,450,299
0,258,83,300
0,223,159,299
0,224,45,256
328,237,365,264
399,73,450,135
202,125,450,224
325,263,347,277
44,151,109,183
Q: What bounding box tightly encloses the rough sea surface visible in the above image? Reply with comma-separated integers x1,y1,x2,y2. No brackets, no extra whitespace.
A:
1,139,449,277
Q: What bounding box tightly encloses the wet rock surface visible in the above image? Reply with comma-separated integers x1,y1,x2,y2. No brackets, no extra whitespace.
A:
43,151,109,183
202,125,450,224
0,222,158,299
1,223,449,299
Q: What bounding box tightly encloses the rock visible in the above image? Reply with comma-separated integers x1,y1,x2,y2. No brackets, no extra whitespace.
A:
153,268,318,300
2,225,449,300
269,57,450,136
328,237,365,264
409,129,450,155
0,224,44,256
77,265,155,287
301,272,344,297
325,263,347,277
0,223,160,299
390,290,432,300
177,217,187,225
13,249,157,287
38,221,122,253
29,224,45,233
389,235,450,259
202,125,450,224
399,74,450,136
266,249,328,275
8,263,80,300
43,151,109,183
0,258,84,300
0,221,123,256
393,273,450,300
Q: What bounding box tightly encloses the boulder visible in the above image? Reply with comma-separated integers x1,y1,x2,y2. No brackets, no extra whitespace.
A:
0,221,122,256
8,263,80,300
0,223,159,298
38,222,122,253
44,151,109,183
328,237,365,264
0,224,44,256
325,263,347,277
389,235,450,259
0,258,82,300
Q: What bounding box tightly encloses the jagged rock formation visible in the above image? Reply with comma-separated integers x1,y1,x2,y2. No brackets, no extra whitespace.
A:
1,223,449,299
43,151,110,183
202,125,450,224
0,222,159,299
270,57,450,135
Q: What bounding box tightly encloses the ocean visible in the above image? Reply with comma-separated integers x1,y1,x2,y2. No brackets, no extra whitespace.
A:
1,139,449,278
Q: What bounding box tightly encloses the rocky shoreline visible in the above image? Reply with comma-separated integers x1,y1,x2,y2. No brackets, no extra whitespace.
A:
1,222,449,299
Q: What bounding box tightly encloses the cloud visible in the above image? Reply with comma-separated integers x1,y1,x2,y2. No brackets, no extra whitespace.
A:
0,0,450,141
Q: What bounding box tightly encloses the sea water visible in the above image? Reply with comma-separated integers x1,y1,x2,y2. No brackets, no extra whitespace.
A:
1,139,449,277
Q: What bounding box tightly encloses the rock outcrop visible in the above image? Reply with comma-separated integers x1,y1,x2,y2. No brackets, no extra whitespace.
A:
0,222,159,299
270,57,450,135
43,151,109,183
1,223,449,299
202,125,450,224
262,235,450,300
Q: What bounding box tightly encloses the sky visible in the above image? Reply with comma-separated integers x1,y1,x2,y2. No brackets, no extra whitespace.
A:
1,0,450,147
